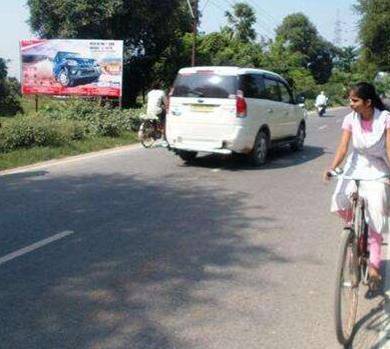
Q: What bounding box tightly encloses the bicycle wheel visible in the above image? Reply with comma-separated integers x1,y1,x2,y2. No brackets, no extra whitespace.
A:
355,201,369,284
139,120,156,148
334,228,360,346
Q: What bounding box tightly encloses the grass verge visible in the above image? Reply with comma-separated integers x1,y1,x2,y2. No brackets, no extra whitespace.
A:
0,132,138,171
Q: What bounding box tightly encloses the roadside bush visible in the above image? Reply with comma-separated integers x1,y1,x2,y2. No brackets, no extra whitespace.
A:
0,116,85,153
288,68,318,99
320,82,348,107
304,99,315,111
375,75,390,98
0,98,144,153
41,99,144,136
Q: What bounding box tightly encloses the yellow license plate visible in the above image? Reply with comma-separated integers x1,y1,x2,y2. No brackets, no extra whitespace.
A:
191,105,215,112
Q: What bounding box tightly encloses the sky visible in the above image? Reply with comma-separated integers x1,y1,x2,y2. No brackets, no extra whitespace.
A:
0,0,360,79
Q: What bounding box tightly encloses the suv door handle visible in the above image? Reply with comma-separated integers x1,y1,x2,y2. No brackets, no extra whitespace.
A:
267,108,273,113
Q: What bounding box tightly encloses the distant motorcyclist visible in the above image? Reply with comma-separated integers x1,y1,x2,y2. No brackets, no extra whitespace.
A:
315,91,328,117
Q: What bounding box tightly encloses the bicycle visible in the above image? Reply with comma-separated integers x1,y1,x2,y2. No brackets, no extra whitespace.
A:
138,114,165,148
327,169,375,346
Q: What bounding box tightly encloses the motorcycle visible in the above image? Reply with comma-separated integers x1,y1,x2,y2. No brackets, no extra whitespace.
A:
317,104,326,117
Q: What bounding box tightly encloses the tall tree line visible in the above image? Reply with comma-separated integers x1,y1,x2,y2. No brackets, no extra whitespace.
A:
26,1,390,105
27,0,193,105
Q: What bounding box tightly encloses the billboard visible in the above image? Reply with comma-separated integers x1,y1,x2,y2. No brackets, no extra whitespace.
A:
20,39,123,97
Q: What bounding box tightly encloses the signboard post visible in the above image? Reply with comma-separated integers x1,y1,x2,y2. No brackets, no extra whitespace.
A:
20,39,123,99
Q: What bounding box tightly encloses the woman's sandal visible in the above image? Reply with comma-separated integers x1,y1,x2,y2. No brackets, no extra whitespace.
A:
368,266,382,291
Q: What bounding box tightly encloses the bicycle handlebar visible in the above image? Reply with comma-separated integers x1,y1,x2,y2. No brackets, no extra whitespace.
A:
326,167,344,178
326,168,390,183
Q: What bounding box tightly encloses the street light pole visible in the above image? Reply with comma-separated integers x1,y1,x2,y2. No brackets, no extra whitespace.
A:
191,0,198,66
186,0,198,66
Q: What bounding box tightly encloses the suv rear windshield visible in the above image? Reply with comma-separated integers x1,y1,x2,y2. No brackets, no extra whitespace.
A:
172,73,237,98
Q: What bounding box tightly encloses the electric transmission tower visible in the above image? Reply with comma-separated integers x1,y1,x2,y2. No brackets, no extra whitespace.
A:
334,9,343,47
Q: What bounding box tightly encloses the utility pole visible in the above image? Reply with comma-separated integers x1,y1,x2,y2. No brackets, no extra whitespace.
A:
186,0,198,66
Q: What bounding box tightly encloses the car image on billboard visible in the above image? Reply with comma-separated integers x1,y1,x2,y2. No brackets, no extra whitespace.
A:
53,51,101,87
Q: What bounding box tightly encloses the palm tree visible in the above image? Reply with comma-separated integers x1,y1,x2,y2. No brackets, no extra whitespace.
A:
224,3,257,43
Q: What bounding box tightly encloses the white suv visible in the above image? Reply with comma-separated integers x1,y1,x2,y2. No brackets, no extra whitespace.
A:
166,66,306,166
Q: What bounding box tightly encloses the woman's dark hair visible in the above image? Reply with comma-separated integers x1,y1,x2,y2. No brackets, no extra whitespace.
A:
151,81,162,89
350,82,387,111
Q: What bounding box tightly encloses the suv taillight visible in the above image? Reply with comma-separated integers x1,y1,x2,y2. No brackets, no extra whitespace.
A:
236,90,247,118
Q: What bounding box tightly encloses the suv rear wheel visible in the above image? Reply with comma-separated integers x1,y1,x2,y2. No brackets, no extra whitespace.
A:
248,130,269,166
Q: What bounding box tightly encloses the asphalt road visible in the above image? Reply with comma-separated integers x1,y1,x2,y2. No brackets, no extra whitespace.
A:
1,108,389,349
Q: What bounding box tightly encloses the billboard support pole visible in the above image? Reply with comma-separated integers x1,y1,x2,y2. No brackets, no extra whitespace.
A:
35,95,38,112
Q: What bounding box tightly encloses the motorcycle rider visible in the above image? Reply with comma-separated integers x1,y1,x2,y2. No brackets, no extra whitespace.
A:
315,91,328,116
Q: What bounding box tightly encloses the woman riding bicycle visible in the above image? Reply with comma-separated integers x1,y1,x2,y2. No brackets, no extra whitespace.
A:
324,82,390,285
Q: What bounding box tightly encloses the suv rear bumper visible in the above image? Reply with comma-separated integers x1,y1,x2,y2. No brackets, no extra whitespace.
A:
167,125,254,154
170,141,232,154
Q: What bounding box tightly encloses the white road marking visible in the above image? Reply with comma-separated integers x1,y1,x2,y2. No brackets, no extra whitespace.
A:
318,125,328,130
211,169,221,172
0,230,74,266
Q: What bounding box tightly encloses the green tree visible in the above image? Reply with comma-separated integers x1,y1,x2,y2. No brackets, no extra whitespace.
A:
275,13,335,84
27,0,192,105
0,58,7,80
355,0,390,70
334,46,359,73
262,38,305,76
224,2,257,43
0,58,22,116
275,13,318,56
262,38,316,97
191,31,264,67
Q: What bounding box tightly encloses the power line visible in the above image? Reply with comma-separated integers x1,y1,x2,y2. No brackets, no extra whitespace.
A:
244,0,279,27
207,0,228,12
219,0,273,40
225,0,279,29
201,0,211,12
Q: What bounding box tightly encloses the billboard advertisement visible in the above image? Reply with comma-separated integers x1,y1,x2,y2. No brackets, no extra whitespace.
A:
20,39,123,97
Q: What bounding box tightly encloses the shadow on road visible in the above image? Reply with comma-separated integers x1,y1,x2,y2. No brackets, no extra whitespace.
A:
347,299,389,349
179,145,324,171
346,259,390,348
0,171,289,349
